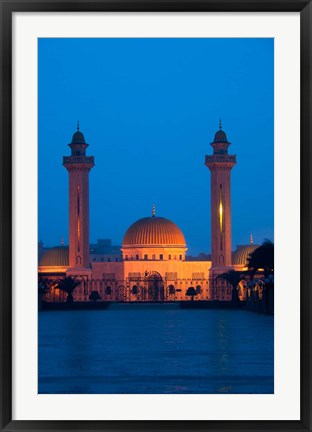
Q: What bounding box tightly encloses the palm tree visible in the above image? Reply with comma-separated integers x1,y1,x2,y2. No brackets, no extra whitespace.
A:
38,277,49,295
247,240,274,278
217,270,244,304
38,277,55,298
56,276,81,303
186,286,197,301
38,277,51,308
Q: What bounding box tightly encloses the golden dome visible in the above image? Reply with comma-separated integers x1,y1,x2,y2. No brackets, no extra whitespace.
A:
39,246,69,267
232,244,259,266
123,216,186,247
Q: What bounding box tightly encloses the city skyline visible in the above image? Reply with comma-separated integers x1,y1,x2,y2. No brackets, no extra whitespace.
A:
39,38,274,255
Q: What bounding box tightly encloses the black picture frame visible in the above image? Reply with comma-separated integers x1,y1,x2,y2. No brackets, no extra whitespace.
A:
1,1,311,431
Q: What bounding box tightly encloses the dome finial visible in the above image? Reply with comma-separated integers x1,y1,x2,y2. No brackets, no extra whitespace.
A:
250,234,254,244
77,121,80,132
152,204,156,217
219,118,222,130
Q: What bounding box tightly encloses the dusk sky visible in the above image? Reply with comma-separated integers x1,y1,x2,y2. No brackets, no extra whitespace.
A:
38,38,274,256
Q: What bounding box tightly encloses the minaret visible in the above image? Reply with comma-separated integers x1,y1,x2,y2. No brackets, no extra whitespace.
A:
63,123,94,268
205,121,236,271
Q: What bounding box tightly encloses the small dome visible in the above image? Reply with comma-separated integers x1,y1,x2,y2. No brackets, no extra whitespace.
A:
123,216,186,246
39,246,69,267
213,129,228,143
232,245,259,266
71,131,86,144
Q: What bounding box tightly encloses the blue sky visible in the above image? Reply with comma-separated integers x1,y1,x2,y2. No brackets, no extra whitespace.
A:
38,38,274,255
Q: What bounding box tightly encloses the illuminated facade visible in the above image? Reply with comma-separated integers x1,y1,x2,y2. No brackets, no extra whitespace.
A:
39,124,249,302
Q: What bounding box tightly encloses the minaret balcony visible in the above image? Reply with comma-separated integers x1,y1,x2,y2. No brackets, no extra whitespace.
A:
63,155,94,165
205,154,236,164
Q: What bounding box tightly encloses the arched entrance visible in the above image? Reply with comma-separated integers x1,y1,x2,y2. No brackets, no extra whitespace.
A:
144,271,164,302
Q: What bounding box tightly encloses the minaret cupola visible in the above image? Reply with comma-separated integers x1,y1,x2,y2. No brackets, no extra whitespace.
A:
69,122,89,156
211,120,231,155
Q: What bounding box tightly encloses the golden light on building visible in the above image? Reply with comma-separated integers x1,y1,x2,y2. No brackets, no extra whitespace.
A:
219,190,223,235
38,123,263,303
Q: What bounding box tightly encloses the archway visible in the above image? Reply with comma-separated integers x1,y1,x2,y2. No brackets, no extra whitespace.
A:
144,271,164,302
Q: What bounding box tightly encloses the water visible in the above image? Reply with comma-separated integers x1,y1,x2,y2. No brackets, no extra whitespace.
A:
38,303,274,394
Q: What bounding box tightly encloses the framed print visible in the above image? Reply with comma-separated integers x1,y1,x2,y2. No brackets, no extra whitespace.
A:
1,0,311,431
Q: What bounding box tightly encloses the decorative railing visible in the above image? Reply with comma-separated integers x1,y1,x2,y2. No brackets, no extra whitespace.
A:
63,156,94,164
205,154,236,163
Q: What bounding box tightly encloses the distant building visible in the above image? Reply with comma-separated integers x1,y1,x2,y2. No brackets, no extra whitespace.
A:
90,239,122,262
186,253,211,261
39,238,122,264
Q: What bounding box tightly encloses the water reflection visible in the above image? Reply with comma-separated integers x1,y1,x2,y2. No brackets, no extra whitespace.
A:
39,305,274,394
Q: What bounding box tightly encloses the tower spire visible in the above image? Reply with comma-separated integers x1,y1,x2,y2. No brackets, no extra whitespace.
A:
205,125,236,270
63,128,94,268
250,234,254,244
152,204,156,217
